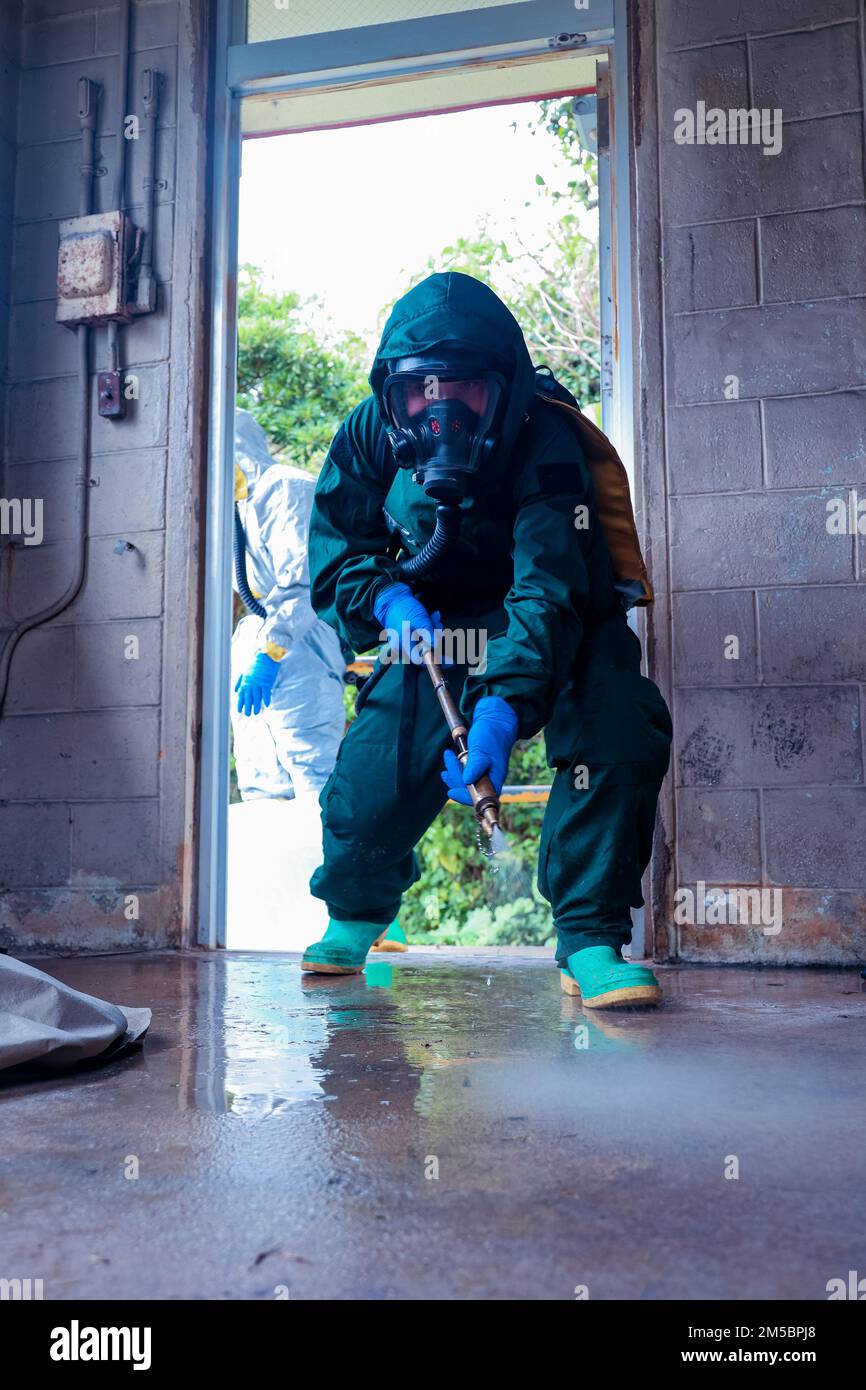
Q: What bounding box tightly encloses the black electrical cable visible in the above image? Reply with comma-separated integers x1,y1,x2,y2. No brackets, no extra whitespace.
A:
0,82,99,717
353,659,386,715
233,504,267,619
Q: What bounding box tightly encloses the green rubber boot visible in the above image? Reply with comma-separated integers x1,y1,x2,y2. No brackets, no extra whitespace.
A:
561,945,662,1009
370,920,409,954
301,919,386,975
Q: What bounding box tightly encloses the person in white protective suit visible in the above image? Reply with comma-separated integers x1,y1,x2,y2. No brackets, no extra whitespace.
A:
231,409,346,800
229,409,408,955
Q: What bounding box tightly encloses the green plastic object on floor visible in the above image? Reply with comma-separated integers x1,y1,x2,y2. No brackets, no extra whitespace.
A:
301,919,386,975
561,945,662,1010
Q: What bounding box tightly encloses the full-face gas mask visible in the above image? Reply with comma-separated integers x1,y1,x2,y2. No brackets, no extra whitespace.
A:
382,352,507,504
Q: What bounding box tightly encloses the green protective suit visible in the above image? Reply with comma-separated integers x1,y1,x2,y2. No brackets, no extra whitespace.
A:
308,272,671,964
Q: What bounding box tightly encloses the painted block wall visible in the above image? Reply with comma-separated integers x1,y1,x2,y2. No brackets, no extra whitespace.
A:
0,3,22,496
4,0,864,963
0,0,209,951
635,0,866,961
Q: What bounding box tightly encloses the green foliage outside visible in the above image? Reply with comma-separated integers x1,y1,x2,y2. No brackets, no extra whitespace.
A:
236,99,599,945
340,681,553,944
236,267,370,473
405,100,600,409
399,736,555,948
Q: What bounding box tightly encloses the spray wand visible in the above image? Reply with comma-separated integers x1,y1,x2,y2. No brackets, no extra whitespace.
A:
420,646,501,840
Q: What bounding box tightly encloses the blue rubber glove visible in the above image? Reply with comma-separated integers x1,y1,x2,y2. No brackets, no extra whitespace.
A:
373,582,440,665
441,696,519,805
234,651,280,716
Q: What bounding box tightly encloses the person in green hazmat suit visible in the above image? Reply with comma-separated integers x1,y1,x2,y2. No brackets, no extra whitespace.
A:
302,272,672,1009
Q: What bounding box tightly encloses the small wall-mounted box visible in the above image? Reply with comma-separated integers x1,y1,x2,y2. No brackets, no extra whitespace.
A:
56,211,133,328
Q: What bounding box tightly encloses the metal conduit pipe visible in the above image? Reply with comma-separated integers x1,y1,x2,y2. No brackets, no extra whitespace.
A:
135,66,160,313
107,0,130,373
113,0,130,212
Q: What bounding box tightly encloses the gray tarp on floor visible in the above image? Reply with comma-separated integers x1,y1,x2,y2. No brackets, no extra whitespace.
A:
0,955,150,1071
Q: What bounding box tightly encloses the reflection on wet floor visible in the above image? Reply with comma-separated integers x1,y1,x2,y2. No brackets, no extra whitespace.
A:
212,961,329,1116
364,961,393,990
3,949,865,1300
194,951,677,1139
195,951,866,1136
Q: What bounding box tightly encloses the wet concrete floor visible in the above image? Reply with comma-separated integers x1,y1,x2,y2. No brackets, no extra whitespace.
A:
1,949,864,1300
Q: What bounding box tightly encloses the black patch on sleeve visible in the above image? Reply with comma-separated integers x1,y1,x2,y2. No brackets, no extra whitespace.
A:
537,461,577,496
330,426,354,469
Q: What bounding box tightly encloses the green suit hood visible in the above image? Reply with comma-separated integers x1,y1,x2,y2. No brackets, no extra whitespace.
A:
369,272,536,465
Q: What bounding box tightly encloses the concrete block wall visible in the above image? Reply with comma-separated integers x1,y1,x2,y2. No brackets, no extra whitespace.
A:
0,3,22,485
635,0,866,961
0,0,209,952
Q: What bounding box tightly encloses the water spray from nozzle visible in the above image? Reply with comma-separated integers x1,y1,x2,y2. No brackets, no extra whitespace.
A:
488,823,509,858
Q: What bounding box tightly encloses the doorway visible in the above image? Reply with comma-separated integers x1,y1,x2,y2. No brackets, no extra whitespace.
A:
200,1,635,951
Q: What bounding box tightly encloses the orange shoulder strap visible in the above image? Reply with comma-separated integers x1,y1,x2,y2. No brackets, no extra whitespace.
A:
540,395,654,606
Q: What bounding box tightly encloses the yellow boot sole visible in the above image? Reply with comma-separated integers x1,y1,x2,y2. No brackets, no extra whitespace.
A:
300,959,363,975
560,970,662,1009
370,931,409,954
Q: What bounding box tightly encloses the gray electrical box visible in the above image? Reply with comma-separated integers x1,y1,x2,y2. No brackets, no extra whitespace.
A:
56,211,134,328
572,94,598,155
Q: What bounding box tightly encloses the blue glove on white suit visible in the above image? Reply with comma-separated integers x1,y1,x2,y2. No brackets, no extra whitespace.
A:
441,696,519,805
235,651,280,716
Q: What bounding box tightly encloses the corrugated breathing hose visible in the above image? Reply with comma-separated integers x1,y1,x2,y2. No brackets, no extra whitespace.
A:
354,504,460,714
233,504,267,619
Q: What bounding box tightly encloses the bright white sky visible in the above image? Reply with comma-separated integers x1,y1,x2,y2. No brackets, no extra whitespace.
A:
239,101,596,350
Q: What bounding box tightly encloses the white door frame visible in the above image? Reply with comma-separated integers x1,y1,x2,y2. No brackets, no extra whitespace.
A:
198,0,634,947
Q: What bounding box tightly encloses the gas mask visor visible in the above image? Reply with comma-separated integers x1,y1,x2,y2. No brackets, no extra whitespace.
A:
382,354,506,503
